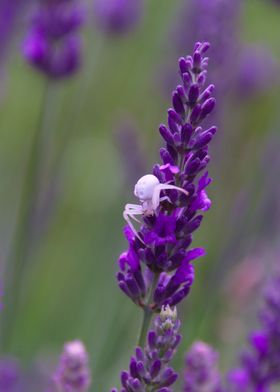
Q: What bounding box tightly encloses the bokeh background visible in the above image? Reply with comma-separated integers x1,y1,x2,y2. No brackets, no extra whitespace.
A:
0,0,280,390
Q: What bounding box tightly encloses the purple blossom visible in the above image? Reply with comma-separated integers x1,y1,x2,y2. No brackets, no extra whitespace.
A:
184,341,222,392
94,0,143,35
236,45,279,97
112,305,181,392
23,0,84,78
0,0,24,64
0,358,21,392
117,42,217,310
53,340,91,392
227,273,280,391
114,119,147,187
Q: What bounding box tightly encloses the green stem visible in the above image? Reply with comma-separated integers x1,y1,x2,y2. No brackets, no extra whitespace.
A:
0,80,52,352
138,307,153,348
137,273,159,347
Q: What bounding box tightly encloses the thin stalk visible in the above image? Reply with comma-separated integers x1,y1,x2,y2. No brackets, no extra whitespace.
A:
137,273,159,347
138,307,153,348
1,80,53,352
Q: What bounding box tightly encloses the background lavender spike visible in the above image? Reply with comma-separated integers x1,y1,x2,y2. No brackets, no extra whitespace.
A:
23,0,84,78
53,340,91,392
183,341,222,392
0,0,24,64
227,273,280,391
0,358,21,392
93,0,144,35
236,45,279,98
112,306,181,392
117,41,217,316
114,119,147,187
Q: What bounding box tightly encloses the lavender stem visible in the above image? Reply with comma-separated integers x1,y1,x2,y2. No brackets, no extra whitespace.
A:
138,273,159,347
138,307,152,348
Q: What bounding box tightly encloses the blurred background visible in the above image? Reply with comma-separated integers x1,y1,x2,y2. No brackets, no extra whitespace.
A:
0,0,280,390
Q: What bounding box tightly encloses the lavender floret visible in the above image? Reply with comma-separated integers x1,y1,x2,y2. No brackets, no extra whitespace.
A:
228,274,280,391
184,341,222,392
53,340,91,392
0,0,24,65
236,45,279,97
0,358,20,392
94,0,143,35
23,0,84,78
112,305,181,392
118,42,216,310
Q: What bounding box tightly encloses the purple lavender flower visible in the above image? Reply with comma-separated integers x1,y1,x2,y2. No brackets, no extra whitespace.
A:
117,42,217,311
112,305,181,392
184,341,222,392
236,45,279,98
0,358,21,392
93,0,143,35
23,0,84,78
228,273,280,391
53,340,91,392
0,0,24,64
114,119,147,187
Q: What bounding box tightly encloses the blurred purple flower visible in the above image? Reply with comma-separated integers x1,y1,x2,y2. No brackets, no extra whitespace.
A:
53,340,91,392
23,0,84,78
228,273,280,391
0,358,21,392
112,305,181,392
184,341,222,392
93,0,143,35
236,45,279,97
114,119,147,187
0,0,24,63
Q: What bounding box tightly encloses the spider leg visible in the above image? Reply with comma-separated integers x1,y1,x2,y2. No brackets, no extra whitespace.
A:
123,205,145,243
158,184,189,196
152,186,163,210
152,184,189,210
159,196,171,203
124,204,143,223
125,203,143,209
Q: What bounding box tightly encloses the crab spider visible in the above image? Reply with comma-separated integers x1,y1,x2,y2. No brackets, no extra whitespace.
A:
123,174,189,241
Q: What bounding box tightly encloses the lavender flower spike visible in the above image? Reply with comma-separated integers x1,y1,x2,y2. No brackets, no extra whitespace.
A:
94,0,143,35
0,358,21,392
23,0,84,78
53,340,91,392
184,341,222,392
112,305,181,392
118,42,217,311
228,273,280,391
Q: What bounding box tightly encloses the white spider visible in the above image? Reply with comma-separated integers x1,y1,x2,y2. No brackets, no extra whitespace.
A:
123,174,189,241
